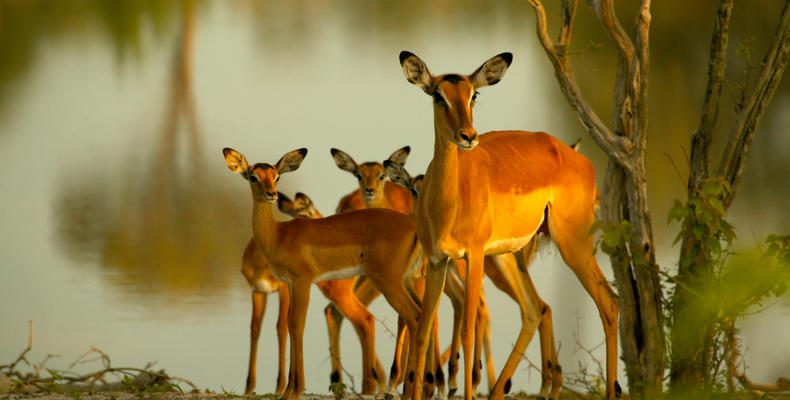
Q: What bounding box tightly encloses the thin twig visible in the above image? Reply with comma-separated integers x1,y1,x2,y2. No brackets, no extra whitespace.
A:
374,316,396,339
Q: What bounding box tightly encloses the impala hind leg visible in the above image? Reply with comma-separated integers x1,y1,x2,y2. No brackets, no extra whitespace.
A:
478,294,496,393
353,277,388,392
548,204,619,399
319,280,380,394
245,292,267,395
387,316,409,393
371,277,422,400
442,272,465,397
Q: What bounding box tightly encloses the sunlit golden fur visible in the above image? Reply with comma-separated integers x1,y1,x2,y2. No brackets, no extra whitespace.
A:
399,51,618,400
225,147,427,400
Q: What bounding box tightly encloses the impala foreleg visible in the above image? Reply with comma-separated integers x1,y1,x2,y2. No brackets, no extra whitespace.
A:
245,292,267,395
283,280,311,400
406,258,448,400
461,250,485,400
276,288,290,394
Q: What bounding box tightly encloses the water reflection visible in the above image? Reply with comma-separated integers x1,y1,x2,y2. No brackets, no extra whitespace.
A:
0,0,787,392
53,2,249,315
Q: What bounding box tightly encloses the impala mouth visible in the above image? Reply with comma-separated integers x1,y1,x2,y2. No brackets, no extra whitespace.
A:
455,141,478,151
259,193,278,203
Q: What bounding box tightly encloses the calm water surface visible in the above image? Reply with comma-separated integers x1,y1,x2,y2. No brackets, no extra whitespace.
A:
1,0,788,394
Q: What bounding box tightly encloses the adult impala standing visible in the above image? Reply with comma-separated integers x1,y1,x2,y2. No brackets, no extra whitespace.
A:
398,52,619,400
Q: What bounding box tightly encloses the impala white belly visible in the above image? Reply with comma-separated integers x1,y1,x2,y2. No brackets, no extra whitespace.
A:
314,265,363,283
484,233,536,255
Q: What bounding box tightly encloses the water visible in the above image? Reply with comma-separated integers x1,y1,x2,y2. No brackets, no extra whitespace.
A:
1,0,788,395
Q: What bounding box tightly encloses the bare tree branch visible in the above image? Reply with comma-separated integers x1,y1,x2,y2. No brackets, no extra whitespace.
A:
586,0,635,63
718,0,790,207
631,0,651,150
688,0,734,193
527,0,632,166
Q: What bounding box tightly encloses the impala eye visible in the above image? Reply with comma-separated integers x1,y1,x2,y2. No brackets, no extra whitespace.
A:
249,174,258,183
275,176,280,182
355,173,362,180
378,175,385,181
472,91,479,102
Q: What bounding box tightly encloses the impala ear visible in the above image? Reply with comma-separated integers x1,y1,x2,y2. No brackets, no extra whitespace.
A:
411,174,425,197
294,192,320,218
400,51,433,94
277,192,298,217
469,52,513,88
569,138,581,152
223,148,251,176
330,148,358,174
383,159,412,189
276,148,308,173
387,146,411,166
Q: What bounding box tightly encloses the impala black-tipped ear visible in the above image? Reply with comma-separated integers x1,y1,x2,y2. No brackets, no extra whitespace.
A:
330,148,358,174
275,148,307,173
400,51,433,94
387,146,411,166
223,147,251,176
294,192,320,218
469,52,513,88
384,159,412,189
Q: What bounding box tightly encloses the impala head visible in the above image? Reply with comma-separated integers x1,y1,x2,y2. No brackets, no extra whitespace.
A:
278,192,322,219
223,147,308,203
384,160,425,199
399,51,512,150
330,146,410,202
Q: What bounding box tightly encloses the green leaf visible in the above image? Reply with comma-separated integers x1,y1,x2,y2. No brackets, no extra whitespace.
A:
709,197,726,216
602,227,621,248
667,199,687,224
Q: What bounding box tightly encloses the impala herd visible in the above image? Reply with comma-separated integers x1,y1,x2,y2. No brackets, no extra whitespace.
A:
224,52,621,400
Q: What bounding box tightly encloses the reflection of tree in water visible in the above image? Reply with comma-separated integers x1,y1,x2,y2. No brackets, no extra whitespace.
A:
54,2,249,316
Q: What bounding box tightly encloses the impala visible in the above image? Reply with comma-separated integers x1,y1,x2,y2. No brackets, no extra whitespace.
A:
242,192,320,394
223,147,426,400
385,161,563,399
324,146,413,392
398,52,620,400
332,146,413,214
243,193,388,394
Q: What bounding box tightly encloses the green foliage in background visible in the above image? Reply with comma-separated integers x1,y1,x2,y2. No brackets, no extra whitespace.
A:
667,178,790,391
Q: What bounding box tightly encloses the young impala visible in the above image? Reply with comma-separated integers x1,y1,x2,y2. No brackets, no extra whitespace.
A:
385,161,563,400
223,147,426,400
323,146,413,392
398,52,620,400
242,192,320,395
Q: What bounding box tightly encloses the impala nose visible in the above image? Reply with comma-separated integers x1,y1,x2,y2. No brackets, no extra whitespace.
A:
458,130,478,149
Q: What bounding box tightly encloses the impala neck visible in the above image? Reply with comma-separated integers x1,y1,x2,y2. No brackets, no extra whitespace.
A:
429,117,460,209
252,199,280,257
